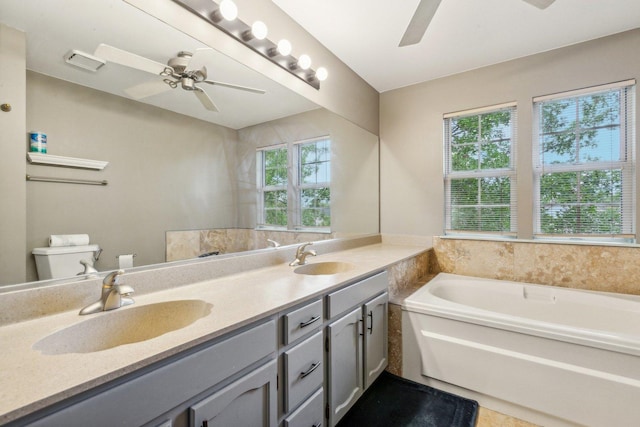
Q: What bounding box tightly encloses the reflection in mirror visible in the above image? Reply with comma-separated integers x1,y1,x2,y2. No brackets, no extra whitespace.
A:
0,0,379,287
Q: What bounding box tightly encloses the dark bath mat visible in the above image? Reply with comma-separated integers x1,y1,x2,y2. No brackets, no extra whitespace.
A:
336,371,478,427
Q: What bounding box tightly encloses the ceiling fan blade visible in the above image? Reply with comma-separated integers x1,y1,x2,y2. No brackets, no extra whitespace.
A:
94,43,167,75
185,48,214,71
202,80,266,94
194,87,219,112
522,0,555,9
124,80,172,99
399,0,442,47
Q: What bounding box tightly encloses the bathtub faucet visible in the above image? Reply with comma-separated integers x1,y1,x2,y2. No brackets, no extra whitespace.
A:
289,242,316,266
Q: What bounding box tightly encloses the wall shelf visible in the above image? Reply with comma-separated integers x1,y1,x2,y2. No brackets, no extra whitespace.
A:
26,152,108,170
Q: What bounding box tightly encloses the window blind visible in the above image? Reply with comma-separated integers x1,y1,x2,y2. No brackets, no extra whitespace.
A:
443,103,518,235
533,82,636,240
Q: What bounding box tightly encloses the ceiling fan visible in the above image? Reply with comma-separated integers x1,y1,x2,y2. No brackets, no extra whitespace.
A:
399,0,556,47
93,44,266,112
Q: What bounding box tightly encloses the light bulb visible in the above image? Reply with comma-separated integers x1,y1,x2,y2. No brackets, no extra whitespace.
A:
298,54,311,70
219,0,238,21
277,39,292,56
251,21,268,40
316,67,328,81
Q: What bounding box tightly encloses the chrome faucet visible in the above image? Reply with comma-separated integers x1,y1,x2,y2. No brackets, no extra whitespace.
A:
267,239,281,248
79,269,135,315
289,242,317,266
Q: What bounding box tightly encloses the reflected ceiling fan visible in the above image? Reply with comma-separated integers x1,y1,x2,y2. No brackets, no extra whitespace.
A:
94,44,266,112
399,0,556,47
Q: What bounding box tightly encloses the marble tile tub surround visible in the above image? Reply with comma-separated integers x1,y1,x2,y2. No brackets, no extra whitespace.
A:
433,236,640,295
166,228,337,262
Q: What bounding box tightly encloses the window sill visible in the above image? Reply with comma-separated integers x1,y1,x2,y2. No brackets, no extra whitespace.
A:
439,234,639,248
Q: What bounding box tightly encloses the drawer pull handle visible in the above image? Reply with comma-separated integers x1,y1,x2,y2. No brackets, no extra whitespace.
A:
368,311,373,335
300,361,321,379
299,315,321,328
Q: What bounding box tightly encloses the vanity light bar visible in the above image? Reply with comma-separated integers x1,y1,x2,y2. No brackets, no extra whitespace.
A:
171,0,323,90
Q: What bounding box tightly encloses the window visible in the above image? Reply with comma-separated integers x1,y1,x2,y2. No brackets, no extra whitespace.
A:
298,138,331,228
257,145,288,228
444,103,517,235
257,137,331,231
533,81,636,240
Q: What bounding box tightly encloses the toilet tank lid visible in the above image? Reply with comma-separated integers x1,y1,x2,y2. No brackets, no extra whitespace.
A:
32,244,100,255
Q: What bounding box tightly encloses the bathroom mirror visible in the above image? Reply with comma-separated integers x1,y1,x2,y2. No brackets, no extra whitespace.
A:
0,0,380,286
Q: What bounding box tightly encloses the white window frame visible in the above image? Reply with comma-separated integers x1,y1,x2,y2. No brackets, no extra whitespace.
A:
532,80,636,241
256,136,332,232
443,102,518,236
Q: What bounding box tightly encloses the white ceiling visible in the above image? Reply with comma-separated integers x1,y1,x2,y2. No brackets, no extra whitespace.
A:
0,0,318,129
273,0,640,93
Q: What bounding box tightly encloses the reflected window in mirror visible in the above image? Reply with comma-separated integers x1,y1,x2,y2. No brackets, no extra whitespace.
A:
257,137,332,232
257,144,288,228
298,138,331,229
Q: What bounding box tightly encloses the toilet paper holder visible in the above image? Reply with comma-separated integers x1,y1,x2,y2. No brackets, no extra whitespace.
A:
116,253,136,269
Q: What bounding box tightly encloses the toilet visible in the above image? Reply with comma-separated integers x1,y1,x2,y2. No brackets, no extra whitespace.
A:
32,245,101,280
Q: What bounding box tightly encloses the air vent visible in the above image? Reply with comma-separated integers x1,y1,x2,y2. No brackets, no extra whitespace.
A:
63,50,106,72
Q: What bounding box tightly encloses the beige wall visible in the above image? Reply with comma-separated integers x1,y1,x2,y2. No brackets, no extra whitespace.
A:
237,108,380,234
20,72,240,283
380,29,640,239
0,25,27,284
125,0,380,135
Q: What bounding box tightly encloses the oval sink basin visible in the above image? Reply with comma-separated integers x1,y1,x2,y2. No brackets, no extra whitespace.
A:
294,261,355,276
33,299,212,355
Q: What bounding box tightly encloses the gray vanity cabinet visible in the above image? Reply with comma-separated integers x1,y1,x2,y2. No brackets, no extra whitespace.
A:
325,271,389,427
19,319,277,427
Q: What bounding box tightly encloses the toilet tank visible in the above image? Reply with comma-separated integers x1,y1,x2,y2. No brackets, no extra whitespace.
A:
32,244,101,280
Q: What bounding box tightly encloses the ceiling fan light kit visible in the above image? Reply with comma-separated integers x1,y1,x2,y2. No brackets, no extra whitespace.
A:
171,0,327,89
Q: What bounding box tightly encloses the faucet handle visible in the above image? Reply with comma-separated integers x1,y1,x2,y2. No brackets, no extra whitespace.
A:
116,284,135,296
103,269,125,286
297,241,313,254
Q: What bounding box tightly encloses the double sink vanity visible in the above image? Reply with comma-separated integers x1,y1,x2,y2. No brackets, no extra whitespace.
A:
0,236,427,427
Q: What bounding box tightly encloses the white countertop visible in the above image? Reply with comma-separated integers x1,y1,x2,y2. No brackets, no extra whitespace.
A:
0,242,427,424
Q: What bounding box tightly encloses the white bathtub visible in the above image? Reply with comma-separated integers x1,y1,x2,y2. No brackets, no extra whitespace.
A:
401,273,640,427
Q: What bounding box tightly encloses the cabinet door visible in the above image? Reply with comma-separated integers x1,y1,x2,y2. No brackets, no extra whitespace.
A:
190,359,277,427
327,307,363,427
364,292,388,389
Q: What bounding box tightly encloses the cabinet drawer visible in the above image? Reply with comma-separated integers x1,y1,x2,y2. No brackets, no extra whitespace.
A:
283,299,323,345
326,271,388,318
284,331,324,412
283,388,324,427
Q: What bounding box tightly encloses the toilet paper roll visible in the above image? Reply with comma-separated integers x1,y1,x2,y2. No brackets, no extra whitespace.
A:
118,254,134,269
49,234,90,247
